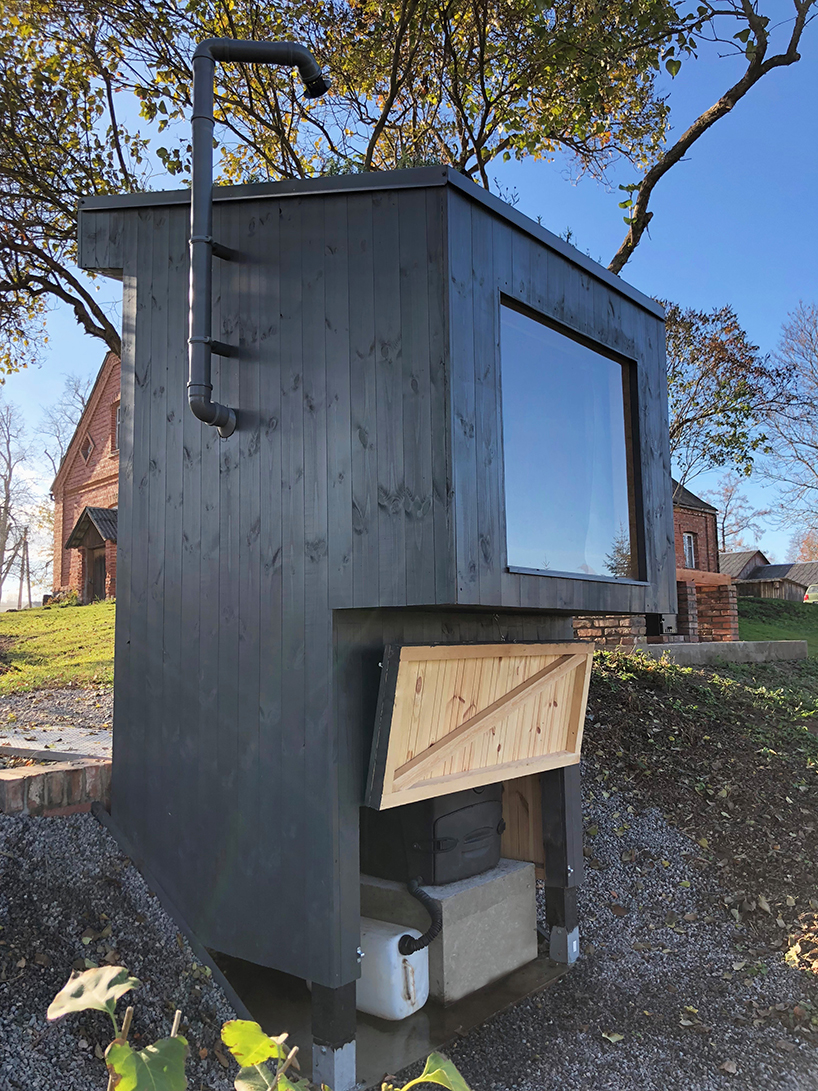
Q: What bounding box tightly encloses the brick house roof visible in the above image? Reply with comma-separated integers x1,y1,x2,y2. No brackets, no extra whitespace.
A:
718,550,770,579
671,478,717,514
756,562,818,587
719,552,818,588
65,506,118,548
51,351,120,493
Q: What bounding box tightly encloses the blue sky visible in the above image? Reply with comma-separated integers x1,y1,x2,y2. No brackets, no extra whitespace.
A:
490,22,818,560
7,18,817,565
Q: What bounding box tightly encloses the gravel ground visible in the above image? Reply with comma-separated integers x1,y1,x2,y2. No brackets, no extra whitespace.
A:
0,688,113,757
439,766,818,1091
0,813,235,1091
2,759,817,1090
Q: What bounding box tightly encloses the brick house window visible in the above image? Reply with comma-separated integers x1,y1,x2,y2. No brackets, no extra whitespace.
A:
80,434,94,463
683,532,697,569
112,402,121,452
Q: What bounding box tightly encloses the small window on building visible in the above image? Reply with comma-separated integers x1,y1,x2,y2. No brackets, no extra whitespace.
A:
683,532,697,569
80,434,94,463
113,402,121,452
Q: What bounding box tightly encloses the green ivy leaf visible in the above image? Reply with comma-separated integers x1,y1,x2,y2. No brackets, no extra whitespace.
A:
234,1064,276,1091
406,1052,471,1091
105,1036,188,1091
47,966,140,1022
221,1021,289,1067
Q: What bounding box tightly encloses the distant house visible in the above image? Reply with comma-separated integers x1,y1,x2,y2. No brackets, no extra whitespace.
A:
718,549,771,580
576,478,738,644
51,352,120,602
672,479,719,573
720,550,817,601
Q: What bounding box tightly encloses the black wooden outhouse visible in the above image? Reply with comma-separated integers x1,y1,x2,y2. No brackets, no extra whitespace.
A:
79,165,675,1086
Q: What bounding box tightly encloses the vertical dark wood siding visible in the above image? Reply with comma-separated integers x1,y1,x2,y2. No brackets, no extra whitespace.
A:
106,186,460,987
447,190,675,615
84,172,673,990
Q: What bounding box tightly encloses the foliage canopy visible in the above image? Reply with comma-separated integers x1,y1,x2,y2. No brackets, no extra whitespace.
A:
0,0,697,367
765,302,818,532
0,0,814,367
664,301,791,488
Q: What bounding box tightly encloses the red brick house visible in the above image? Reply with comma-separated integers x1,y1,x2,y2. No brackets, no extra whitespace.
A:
670,479,738,642
672,479,719,573
51,352,120,602
575,478,739,645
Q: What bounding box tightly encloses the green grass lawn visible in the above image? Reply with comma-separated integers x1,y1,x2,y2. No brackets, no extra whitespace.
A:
737,596,818,657
0,595,810,694
0,601,115,693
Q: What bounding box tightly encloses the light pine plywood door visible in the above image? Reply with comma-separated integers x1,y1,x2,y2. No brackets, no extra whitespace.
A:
366,642,594,809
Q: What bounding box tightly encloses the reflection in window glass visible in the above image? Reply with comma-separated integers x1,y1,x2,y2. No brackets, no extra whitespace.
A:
683,532,696,569
500,305,636,579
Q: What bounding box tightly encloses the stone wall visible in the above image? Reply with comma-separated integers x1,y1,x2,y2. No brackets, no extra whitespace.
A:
697,583,740,642
573,614,646,646
675,580,699,642
0,758,111,817
574,578,739,646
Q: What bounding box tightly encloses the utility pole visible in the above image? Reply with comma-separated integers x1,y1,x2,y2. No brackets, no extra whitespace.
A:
16,527,30,610
25,529,31,609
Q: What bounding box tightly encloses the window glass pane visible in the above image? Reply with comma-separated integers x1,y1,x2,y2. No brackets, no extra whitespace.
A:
683,533,696,569
500,305,636,578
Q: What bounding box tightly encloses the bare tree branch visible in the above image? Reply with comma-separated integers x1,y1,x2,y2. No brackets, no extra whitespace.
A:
609,0,816,274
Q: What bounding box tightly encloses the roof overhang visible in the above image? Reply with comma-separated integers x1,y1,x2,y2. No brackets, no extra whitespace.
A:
77,166,664,320
65,506,118,550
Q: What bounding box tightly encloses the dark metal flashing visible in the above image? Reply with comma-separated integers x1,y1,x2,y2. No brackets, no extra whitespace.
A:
508,565,650,587
364,643,401,810
78,166,663,319
65,506,118,549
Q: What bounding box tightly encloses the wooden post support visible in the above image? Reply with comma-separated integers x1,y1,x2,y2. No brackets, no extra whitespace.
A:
311,982,356,1091
540,764,583,963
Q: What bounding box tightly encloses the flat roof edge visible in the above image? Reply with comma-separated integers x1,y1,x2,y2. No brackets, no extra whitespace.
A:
78,166,663,318
444,171,663,319
77,165,450,212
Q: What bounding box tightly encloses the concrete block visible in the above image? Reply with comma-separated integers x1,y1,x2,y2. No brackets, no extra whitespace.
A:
549,926,580,964
312,1040,356,1091
361,859,537,1005
642,639,808,666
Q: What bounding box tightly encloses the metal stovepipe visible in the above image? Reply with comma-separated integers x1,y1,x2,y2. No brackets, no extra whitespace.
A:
188,39,330,437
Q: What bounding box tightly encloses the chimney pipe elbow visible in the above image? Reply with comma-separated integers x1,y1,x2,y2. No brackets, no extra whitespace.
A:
188,36,329,436
188,385,237,438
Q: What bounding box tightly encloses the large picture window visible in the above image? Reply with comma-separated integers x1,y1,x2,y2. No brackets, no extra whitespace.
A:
500,304,638,580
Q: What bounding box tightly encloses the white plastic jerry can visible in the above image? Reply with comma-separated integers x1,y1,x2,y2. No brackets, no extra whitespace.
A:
356,917,430,1021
